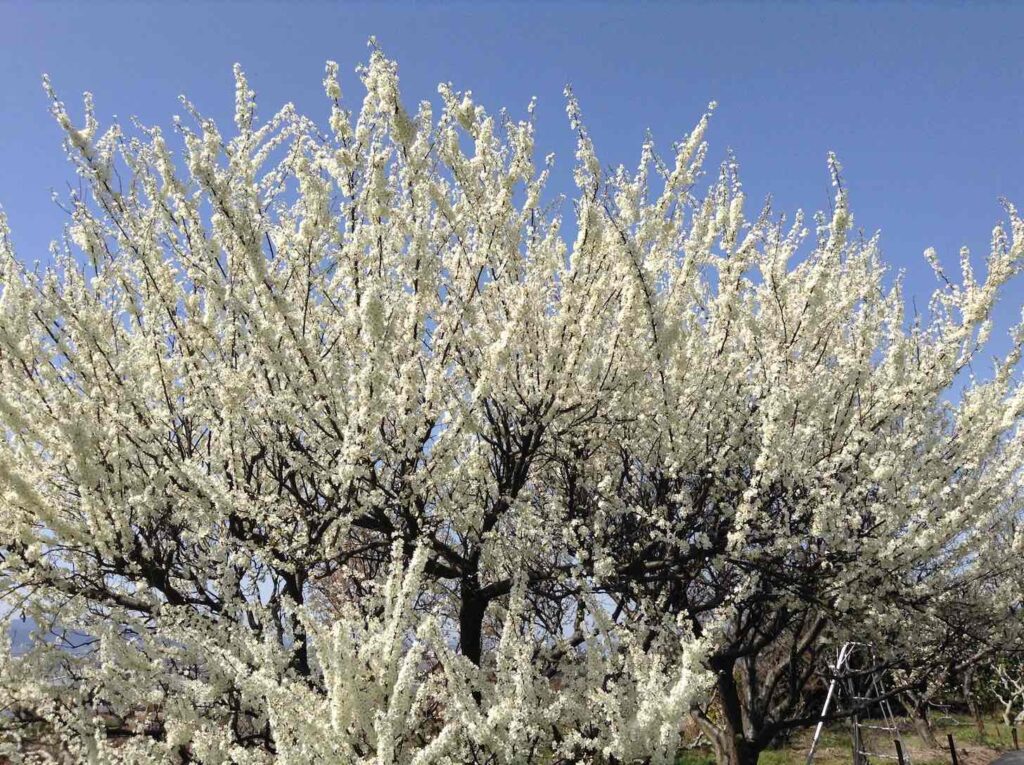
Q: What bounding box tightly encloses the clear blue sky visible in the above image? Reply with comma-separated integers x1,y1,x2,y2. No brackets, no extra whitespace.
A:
2,2,1023,353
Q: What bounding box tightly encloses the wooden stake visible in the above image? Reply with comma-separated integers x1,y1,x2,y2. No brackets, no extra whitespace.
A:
894,739,906,765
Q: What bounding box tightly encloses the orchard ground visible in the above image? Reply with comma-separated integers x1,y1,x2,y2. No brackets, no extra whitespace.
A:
0,712,1015,764
678,715,1012,765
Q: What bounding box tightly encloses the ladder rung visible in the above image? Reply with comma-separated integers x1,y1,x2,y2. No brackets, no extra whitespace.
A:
858,752,900,759
859,725,898,731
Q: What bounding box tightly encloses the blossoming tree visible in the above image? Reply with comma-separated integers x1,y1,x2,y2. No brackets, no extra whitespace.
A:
0,45,1021,764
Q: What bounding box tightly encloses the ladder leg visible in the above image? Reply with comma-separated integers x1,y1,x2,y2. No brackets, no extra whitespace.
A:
806,677,840,765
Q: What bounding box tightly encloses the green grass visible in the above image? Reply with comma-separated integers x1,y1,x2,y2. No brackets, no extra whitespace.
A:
757,750,796,765
678,714,1013,765
675,751,717,765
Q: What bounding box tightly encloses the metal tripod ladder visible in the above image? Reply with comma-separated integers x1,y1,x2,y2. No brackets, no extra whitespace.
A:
806,642,911,765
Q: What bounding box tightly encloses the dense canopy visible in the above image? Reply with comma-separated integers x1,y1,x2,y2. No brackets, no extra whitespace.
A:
0,47,1021,764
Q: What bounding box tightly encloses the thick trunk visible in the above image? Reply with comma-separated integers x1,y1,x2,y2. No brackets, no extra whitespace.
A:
963,669,985,736
692,715,761,765
905,693,939,748
458,594,484,666
851,713,867,765
911,705,939,748
970,701,985,736
711,662,763,765
721,733,761,765
458,555,486,668
281,570,311,677
458,581,487,707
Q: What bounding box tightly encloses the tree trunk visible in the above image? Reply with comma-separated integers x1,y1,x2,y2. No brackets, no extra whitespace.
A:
720,733,760,765
457,545,487,668
906,693,939,748
852,713,864,765
912,706,939,748
710,662,762,765
963,669,985,736
458,592,485,666
691,716,760,765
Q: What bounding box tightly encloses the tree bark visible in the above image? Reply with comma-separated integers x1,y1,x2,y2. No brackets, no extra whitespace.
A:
458,556,486,668
458,594,485,666
912,705,939,748
720,733,760,765
905,691,939,748
691,711,760,765
963,669,985,736
711,661,762,765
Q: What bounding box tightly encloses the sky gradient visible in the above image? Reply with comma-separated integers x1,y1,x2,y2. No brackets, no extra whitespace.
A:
1,1,1023,356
